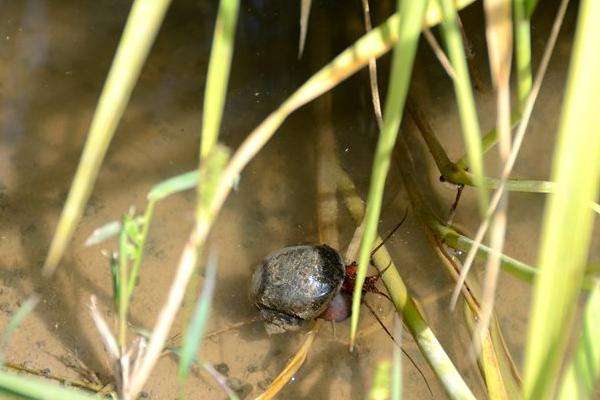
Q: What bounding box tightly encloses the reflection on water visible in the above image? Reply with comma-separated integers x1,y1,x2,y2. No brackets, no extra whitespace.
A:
1,1,597,399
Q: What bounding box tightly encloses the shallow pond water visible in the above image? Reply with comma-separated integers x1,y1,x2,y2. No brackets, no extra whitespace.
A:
1,1,598,399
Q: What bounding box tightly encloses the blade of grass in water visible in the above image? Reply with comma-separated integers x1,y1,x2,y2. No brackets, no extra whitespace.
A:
557,283,600,399
254,328,317,400
477,0,513,355
147,171,199,201
395,134,524,398
406,102,599,213
85,220,122,246
111,208,151,350
337,166,476,400
87,170,199,247
118,212,131,349
523,1,600,397
437,0,488,215
524,0,539,16
368,361,392,400
350,0,429,350
391,316,403,400
125,206,154,302
200,0,240,159
514,0,532,112
437,214,599,288
186,0,239,341
0,370,100,400
178,252,218,381
0,295,39,364
360,0,384,129
396,133,523,398
298,0,312,59
455,115,519,169
464,304,513,400
43,0,173,276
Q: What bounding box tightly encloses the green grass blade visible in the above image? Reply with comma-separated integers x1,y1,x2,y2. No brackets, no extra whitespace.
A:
89,170,200,289
147,171,199,201
118,213,131,349
337,166,476,400
464,305,514,400
368,361,391,400
489,320,523,399
523,1,600,397
524,0,539,17
558,283,600,399
514,0,533,112
126,203,155,300
84,220,122,246
0,370,99,400
350,0,429,348
178,252,218,380
391,316,403,400
439,224,538,282
175,0,240,376
200,0,240,159
109,253,120,308
437,0,488,215
442,167,600,215
1,296,39,363
455,115,520,169
439,222,599,288
43,0,173,276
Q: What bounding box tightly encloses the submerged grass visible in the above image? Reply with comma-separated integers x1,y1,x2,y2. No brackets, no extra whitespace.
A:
393,133,521,399
514,0,533,112
391,316,403,400
436,0,488,214
350,0,429,349
200,0,240,159
368,361,392,400
337,166,476,400
463,305,512,400
0,371,100,400
254,328,318,400
0,295,39,363
178,252,219,381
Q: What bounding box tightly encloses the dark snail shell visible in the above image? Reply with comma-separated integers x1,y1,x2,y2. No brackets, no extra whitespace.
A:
249,244,346,334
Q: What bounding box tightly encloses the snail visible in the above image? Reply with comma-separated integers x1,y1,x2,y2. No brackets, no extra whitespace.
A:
249,211,408,334
249,244,351,334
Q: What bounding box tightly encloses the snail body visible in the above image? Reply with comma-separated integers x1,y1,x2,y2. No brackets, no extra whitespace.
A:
249,244,347,334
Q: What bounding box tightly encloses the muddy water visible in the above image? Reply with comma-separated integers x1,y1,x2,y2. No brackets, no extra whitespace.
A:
1,1,597,399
